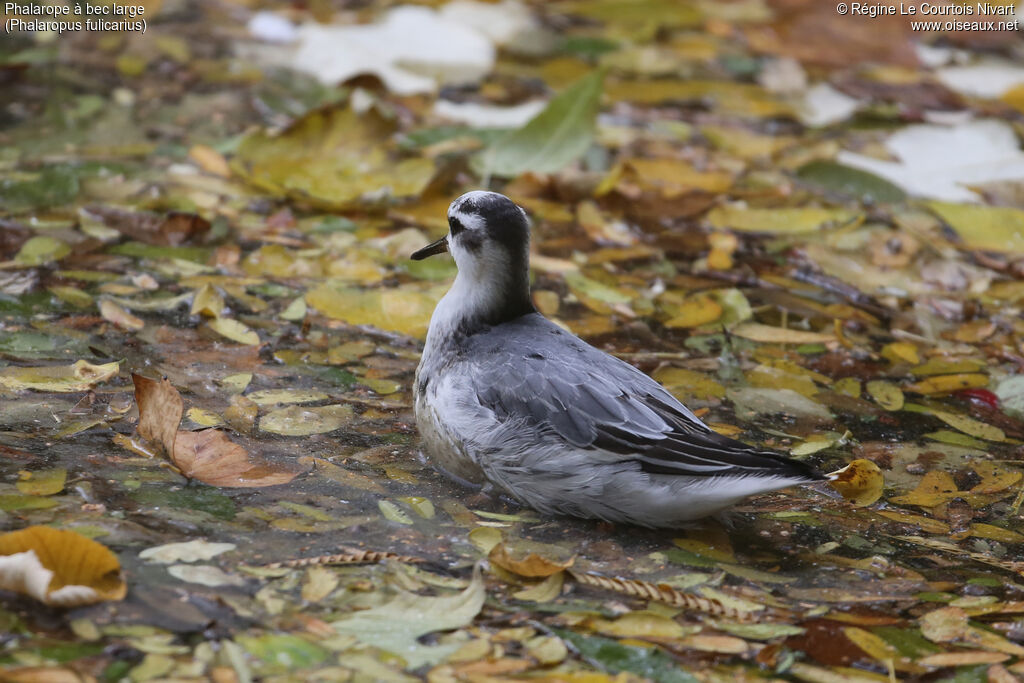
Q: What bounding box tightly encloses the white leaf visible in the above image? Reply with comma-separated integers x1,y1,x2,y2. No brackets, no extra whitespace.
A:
140,540,237,564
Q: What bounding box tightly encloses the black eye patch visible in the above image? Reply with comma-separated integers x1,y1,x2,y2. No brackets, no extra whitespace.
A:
449,215,465,236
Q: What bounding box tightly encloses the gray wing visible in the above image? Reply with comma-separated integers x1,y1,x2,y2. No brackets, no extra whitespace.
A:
466,315,823,481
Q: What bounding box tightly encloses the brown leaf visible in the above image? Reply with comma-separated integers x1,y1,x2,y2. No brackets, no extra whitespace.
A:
172,429,300,488
745,0,918,68
83,206,210,246
132,373,182,456
488,542,575,578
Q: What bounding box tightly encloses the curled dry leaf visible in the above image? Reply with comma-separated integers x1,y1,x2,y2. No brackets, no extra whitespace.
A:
827,459,884,506
173,429,300,488
132,373,183,456
131,373,301,488
488,542,575,578
0,526,126,606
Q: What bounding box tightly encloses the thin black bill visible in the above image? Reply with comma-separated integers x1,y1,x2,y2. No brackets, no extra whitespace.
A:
410,236,448,260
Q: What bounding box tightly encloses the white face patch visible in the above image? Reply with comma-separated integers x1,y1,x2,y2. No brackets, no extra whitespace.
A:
447,208,486,233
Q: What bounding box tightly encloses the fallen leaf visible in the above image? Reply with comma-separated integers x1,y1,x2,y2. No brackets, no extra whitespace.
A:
475,69,604,178
730,323,836,344
905,374,989,395
132,374,183,456
488,542,575,578
0,361,120,393
889,471,959,508
259,404,352,436
99,299,145,331
233,103,435,210
0,526,126,606
172,429,301,488
332,564,485,668
866,380,904,411
16,468,67,496
706,206,856,234
207,318,260,346
139,540,237,564
828,459,884,506
513,572,565,603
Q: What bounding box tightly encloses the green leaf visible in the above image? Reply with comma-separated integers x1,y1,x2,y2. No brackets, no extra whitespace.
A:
475,69,605,179
927,201,1024,253
236,634,329,674
331,565,485,667
554,629,698,683
796,160,906,203
1,164,80,212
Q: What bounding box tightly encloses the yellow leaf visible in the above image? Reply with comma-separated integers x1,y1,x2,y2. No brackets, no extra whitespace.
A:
0,360,120,393
233,104,435,210
843,627,902,664
970,462,1022,495
606,79,792,117
929,409,1004,442
707,206,856,234
968,523,1024,544
653,367,726,400
246,389,330,406
904,374,989,395
0,526,126,606
881,341,920,365
468,527,503,554
866,380,904,411
190,283,224,318
186,407,224,427
16,469,67,496
730,322,836,344
833,377,862,398
889,471,959,507
513,571,564,603
188,144,231,177
489,543,575,578
586,611,691,639
663,294,722,328
828,459,884,507
207,318,260,346
927,201,1024,254
306,283,444,340
259,404,352,436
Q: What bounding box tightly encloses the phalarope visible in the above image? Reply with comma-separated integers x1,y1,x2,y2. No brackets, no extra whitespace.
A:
412,191,824,527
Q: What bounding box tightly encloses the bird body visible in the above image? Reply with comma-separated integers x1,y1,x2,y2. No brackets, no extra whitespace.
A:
413,191,824,527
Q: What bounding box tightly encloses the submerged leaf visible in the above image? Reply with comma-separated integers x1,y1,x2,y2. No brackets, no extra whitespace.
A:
259,404,352,436
0,361,119,393
173,430,301,488
489,543,575,578
331,565,485,667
